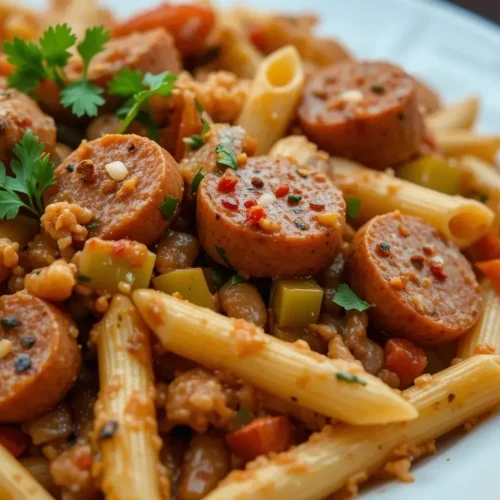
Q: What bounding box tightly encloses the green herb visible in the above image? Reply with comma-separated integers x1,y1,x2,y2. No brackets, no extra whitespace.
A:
294,219,308,230
76,274,91,283
210,268,227,291
215,144,238,170
236,406,253,425
371,83,385,94
107,68,143,97
295,169,308,178
191,168,206,195
336,372,367,386
159,195,179,220
230,274,246,286
333,284,373,312
288,194,302,204
87,220,100,229
1,316,19,329
346,197,362,218
183,104,211,151
0,130,55,219
215,245,232,267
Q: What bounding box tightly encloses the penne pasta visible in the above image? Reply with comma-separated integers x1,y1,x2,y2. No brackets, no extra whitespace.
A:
426,95,480,132
0,444,54,499
269,135,330,170
92,294,164,500
205,355,500,500
433,129,500,164
237,45,304,154
458,155,500,199
132,289,417,425
457,279,500,358
331,157,494,249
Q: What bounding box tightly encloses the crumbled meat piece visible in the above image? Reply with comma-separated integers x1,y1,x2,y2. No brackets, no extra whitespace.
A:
24,259,76,302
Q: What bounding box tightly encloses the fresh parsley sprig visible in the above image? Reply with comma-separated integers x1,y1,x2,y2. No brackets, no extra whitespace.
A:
215,144,238,170
333,284,373,312
0,130,55,220
4,24,110,117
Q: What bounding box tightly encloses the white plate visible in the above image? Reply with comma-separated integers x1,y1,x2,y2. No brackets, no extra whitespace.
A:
24,0,500,498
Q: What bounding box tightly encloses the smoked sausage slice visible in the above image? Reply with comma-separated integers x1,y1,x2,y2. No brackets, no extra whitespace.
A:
345,212,481,347
46,134,184,246
197,155,345,277
0,293,81,422
299,61,424,169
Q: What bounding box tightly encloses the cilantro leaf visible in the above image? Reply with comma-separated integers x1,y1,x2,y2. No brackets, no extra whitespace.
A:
336,372,367,386
0,189,25,220
159,195,179,220
183,135,204,150
230,274,246,286
61,80,105,117
39,24,76,70
215,246,232,268
77,26,110,77
346,197,362,218
108,68,144,97
333,284,373,312
215,144,238,170
191,168,205,195
4,38,45,92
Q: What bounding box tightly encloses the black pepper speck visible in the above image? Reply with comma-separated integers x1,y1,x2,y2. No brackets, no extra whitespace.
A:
99,420,119,440
15,354,31,373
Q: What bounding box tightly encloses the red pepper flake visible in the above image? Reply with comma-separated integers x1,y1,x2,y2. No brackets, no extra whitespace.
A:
217,174,238,193
310,199,325,211
274,184,289,198
247,205,266,225
244,199,256,208
293,187,302,194
251,177,264,188
221,198,239,210
430,264,447,281
423,245,435,256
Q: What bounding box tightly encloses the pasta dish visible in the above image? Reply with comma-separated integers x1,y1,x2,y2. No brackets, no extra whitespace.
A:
0,1,499,499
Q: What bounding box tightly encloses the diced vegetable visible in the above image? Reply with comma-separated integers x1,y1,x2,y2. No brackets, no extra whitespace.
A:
271,278,323,328
226,416,293,461
472,231,500,262
476,260,500,283
79,238,156,292
0,426,30,457
153,268,215,310
385,339,428,388
397,155,462,195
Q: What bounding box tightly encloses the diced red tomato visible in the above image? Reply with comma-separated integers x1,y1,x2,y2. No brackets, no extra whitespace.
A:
473,231,500,262
246,205,265,225
244,199,256,208
385,338,428,388
112,4,216,56
476,260,500,283
0,426,30,458
226,416,293,460
217,174,238,193
274,184,289,198
249,26,268,53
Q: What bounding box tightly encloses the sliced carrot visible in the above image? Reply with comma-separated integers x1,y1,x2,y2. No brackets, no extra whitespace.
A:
112,3,215,56
385,339,428,389
472,231,500,262
476,259,500,283
0,426,30,458
226,416,293,460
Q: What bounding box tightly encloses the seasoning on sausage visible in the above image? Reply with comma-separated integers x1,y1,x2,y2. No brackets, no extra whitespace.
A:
346,212,481,347
45,134,184,246
197,155,345,278
299,61,425,169
0,89,56,163
0,293,81,422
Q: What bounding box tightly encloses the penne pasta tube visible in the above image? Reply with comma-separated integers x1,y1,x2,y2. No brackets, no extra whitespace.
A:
92,294,164,500
433,129,500,164
426,95,480,132
0,444,54,500
458,155,500,199
332,157,494,249
457,280,500,358
132,289,417,425
269,135,330,170
205,355,500,500
237,45,304,154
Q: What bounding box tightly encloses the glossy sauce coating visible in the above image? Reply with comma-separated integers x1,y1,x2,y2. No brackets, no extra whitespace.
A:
197,155,345,277
346,212,481,346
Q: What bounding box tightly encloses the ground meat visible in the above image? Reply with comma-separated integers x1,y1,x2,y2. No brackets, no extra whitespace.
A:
0,237,20,284
175,71,250,123
41,202,94,251
26,234,59,270
165,368,234,433
25,260,76,302
377,368,401,389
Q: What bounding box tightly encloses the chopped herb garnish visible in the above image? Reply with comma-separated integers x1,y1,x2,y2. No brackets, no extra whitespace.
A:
87,219,100,229
215,144,238,170
236,406,253,425
292,207,303,214
215,246,232,268
0,130,56,220
159,195,179,220
288,194,302,205
294,219,308,230
183,135,204,150
98,420,119,440
371,83,385,94
346,197,362,218
230,274,246,286
191,168,206,195
379,242,391,251
20,336,36,349
333,283,373,312
295,169,308,178
76,274,91,283
1,316,19,329
336,371,367,386
15,353,31,373
66,163,75,172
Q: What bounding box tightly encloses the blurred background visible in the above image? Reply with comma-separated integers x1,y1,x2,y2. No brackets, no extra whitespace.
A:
450,0,499,24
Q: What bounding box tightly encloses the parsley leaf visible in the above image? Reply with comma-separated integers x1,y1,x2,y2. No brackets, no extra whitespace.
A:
4,38,45,92
191,168,205,195
236,406,253,425
230,274,246,286
346,197,362,218
39,24,76,83
215,246,232,268
77,26,110,77
0,130,55,220
108,68,144,97
159,195,179,220
336,372,367,386
215,144,238,170
333,284,373,312
60,80,105,117
87,219,100,229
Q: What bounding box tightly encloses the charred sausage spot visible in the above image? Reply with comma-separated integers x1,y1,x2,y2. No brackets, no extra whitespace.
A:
1,316,20,329
98,420,119,440
411,255,425,270
66,163,75,172
14,353,32,373
20,336,36,349
76,160,97,184
377,242,391,256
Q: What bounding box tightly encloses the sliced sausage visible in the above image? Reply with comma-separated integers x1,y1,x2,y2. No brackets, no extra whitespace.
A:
414,77,441,115
0,292,81,422
45,134,184,246
345,212,481,347
0,89,56,163
197,155,345,277
299,61,425,169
